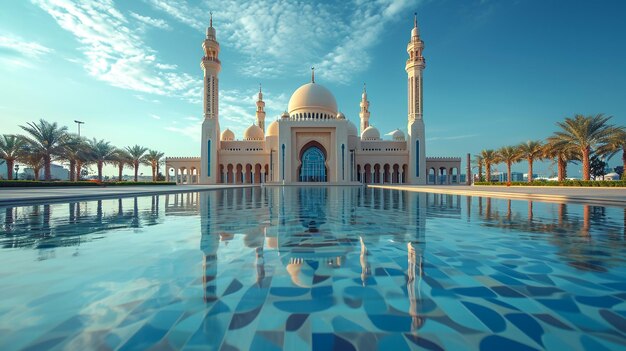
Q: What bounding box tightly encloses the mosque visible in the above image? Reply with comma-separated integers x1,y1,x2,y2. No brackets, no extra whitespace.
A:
165,15,461,185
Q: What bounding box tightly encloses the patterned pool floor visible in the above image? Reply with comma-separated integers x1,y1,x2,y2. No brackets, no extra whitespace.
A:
0,187,625,350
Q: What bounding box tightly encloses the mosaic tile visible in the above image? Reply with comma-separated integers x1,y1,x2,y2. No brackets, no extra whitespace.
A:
1,188,626,350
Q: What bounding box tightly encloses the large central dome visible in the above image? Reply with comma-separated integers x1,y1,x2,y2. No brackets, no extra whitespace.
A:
287,83,338,117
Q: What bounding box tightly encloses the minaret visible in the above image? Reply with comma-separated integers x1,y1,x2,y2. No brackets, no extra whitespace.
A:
359,83,370,134
406,13,426,184
200,13,221,184
256,84,266,133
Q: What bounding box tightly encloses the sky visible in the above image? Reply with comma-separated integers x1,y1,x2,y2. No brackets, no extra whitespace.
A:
1,0,625,178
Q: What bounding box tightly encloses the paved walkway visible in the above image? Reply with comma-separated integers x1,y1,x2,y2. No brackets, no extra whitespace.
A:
369,185,626,207
0,184,256,206
2,184,625,207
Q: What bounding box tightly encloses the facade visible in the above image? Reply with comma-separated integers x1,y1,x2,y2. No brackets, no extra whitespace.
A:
166,15,460,185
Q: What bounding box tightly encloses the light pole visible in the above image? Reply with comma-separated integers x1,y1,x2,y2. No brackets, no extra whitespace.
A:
74,120,85,137
14,164,19,180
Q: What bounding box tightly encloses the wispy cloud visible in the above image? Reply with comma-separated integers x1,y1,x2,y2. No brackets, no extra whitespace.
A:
32,0,199,102
0,33,53,67
150,114,161,120
129,11,171,30
145,0,418,83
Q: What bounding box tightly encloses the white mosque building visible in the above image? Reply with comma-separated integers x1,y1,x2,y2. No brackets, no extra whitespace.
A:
165,15,461,185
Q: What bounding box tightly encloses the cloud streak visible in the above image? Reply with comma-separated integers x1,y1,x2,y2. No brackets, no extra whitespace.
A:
0,33,53,67
145,0,418,83
32,0,199,102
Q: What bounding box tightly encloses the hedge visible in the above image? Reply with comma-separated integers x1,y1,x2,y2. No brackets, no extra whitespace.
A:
0,180,176,187
474,180,626,187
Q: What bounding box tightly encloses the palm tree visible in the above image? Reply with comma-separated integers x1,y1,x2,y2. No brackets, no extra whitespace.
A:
480,149,498,183
552,114,615,181
144,150,165,181
0,135,26,180
473,155,484,182
498,146,521,185
87,138,116,182
21,150,45,180
518,140,544,182
543,138,580,182
598,128,626,180
62,135,89,181
19,119,69,180
111,149,133,181
125,145,148,182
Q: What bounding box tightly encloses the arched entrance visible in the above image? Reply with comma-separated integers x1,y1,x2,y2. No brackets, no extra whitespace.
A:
299,144,327,182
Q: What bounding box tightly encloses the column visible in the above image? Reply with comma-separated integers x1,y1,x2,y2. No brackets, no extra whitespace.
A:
379,170,384,184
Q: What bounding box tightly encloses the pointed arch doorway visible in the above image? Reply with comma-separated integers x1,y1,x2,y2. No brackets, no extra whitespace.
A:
299,141,327,182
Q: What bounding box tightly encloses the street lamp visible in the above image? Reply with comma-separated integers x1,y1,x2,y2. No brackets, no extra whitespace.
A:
14,164,19,180
74,120,85,137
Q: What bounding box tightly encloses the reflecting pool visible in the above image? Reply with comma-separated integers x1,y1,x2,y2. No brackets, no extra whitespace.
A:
0,187,625,350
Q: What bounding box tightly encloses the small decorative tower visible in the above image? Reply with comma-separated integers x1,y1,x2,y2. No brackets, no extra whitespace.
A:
256,84,266,133
200,13,221,184
359,83,370,134
406,13,426,184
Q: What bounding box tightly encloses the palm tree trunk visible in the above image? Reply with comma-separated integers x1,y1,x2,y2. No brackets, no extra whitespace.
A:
44,155,52,181
134,161,139,182
557,157,565,182
97,161,103,182
76,161,82,181
486,162,491,183
478,164,483,182
34,167,40,181
6,159,14,180
507,162,512,185
152,164,156,181
118,163,123,181
527,158,533,182
69,160,75,181
582,146,591,181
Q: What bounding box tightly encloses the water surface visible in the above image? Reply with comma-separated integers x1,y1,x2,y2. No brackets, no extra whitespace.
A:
0,187,625,350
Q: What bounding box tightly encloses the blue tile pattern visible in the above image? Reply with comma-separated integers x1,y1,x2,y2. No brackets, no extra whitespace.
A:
0,188,625,350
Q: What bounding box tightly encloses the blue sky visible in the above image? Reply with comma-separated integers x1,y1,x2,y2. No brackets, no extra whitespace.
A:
1,0,625,177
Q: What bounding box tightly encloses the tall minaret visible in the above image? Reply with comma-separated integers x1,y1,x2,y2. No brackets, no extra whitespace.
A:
200,13,221,184
256,84,266,133
359,83,370,134
406,13,426,184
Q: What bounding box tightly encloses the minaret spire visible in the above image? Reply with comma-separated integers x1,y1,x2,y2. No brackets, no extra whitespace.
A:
414,12,417,28
359,82,370,133
256,83,266,133
311,67,315,83
210,12,213,27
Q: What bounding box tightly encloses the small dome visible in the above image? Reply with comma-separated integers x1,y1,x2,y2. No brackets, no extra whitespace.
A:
390,129,405,141
220,128,234,141
281,111,289,119
267,120,279,137
347,120,358,137
336,112,345,119
288,82,338,116
361,125,380,140
243,124,264,141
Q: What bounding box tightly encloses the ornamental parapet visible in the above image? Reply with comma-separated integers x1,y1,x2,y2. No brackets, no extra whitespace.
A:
166,157,201,161
426,157,461,162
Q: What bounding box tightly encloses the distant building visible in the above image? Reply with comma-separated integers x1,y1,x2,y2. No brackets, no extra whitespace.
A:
22,164,69,180
0,160,7,180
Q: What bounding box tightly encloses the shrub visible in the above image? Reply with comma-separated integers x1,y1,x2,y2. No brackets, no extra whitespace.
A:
0,180,176,187
473,180,626,187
